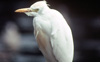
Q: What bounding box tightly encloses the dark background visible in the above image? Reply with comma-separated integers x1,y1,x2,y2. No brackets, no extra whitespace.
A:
0,0,100,62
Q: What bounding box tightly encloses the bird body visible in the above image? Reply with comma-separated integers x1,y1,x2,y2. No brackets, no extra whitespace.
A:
33,9,74,62
15,1,74,62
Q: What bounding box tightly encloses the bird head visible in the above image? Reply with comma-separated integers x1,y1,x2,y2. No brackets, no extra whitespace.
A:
15,1,49,16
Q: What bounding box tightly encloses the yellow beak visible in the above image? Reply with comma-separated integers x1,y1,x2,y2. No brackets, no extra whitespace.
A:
15,8,31,13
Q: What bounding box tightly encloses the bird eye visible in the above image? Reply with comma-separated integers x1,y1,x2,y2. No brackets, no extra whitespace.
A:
32,9,39,12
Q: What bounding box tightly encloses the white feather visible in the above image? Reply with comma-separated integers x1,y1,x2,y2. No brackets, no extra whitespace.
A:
25,1,74,62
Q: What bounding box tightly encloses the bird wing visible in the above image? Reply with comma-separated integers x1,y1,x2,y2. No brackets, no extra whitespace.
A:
50,10,74,62
50,28,74,62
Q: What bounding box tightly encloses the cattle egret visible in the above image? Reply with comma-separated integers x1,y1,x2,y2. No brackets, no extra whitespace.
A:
15,1,74,62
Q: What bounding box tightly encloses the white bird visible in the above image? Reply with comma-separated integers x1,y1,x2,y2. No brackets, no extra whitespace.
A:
15,1,74,62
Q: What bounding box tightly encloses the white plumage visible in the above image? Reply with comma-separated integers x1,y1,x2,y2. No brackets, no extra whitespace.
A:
15,1,74,62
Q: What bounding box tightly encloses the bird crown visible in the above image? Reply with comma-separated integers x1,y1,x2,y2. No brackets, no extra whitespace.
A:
42,0,50,6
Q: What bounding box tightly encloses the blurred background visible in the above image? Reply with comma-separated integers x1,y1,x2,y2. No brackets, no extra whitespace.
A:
0,0,100,62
